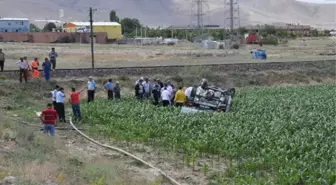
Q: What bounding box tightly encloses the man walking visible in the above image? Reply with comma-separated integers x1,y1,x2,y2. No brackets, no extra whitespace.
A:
87,76,96,102
42,58,52,81
69,87,86,121
40,103,58,136
104,79,114,100
0,49,5,71
51,85,59,109
55,87,66,123
16,58,28,83
49,47,58,70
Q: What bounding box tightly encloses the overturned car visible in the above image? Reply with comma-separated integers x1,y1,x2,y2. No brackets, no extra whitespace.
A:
181,83,235,113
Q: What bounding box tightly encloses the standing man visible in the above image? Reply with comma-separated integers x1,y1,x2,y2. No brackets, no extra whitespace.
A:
69,87,86,121
161,86,171,107
174,87,186,107
135,78,145,100
113,81,121,99
16,58,28,83
55,87,66,123
40,103,58,136
87,76,96,102
104,79,114,100
51,85,59,109
23,56,31,81
31,58,40,79
142,78,151,99
185,86,193,101
152,80,161,105
49,47,58,71
0,49,5,71
42,58,52,81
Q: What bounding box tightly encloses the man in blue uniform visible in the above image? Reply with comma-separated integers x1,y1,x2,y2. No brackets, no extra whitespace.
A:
42,58,51,81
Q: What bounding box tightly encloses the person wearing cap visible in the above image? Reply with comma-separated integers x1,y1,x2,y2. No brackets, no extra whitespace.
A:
135,78,145,100
113,81,121,99
87,76,96,102
135,77,144,85
104,79,114,100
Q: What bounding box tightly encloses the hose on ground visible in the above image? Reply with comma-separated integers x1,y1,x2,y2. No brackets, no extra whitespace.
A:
69,117,182,185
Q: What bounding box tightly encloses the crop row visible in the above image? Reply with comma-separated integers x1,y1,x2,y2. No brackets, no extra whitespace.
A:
82,84,336,184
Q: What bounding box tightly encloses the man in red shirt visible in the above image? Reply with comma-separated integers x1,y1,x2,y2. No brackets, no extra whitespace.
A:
40,103,58,136
69,87,86,121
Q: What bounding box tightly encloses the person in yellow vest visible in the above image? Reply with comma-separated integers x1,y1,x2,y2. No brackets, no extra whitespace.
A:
174,86,186,107
31,58,40,79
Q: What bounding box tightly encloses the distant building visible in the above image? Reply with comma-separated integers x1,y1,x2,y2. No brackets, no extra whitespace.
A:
64,22,122,40
0,18,29,32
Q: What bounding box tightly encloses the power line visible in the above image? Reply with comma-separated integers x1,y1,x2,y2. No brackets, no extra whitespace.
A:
223,0,240,41
89,7,97,69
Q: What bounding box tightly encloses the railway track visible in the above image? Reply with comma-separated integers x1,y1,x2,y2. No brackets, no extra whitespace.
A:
1,59,335,78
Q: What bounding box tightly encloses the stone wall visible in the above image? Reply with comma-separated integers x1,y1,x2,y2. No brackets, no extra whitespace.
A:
0,32,108,44
1,60,334,79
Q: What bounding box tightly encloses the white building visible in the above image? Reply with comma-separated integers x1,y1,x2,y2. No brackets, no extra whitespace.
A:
0,18,30,32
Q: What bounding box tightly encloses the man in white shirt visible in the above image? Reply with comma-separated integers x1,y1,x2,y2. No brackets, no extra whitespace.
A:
185,86,193,100
161,87,171,107
142,78,151,99
55,87,66,123
16,58,28,83
51,85,59,109
87,76,96,102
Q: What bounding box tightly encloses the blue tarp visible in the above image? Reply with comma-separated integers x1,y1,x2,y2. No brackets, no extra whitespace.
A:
251,50,267,60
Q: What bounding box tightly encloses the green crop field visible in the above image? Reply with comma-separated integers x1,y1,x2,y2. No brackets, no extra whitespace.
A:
82,84,336,185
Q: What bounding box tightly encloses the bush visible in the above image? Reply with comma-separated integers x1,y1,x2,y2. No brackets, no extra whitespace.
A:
262,39,278,45
231,43,239,49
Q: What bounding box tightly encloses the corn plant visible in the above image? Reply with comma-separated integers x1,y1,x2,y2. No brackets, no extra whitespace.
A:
82,84,336,184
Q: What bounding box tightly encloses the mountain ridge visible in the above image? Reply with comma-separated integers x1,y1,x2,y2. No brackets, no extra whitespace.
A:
1,0,335,29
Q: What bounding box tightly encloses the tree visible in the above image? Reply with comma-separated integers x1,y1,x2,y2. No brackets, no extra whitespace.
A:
43,22,57,32
120,18,141,34
30,23,41,32
109,10,120,22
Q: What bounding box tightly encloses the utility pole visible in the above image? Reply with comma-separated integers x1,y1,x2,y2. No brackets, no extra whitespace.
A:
89,7,97,69
192,0,206,38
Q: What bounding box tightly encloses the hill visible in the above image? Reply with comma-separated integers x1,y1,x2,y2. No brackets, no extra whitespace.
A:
0,0,335,29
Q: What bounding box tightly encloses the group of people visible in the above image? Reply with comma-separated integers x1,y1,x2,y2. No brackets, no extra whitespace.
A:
7,47,58,83
40,76,122,136
134,77,191,107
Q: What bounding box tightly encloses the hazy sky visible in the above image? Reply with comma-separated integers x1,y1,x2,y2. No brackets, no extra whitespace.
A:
297,0,336,3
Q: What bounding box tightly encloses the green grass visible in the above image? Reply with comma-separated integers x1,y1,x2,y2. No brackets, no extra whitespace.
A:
82,84,336,185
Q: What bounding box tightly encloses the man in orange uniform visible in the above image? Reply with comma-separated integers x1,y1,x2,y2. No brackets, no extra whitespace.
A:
31,58,40,79
69,87,86,121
